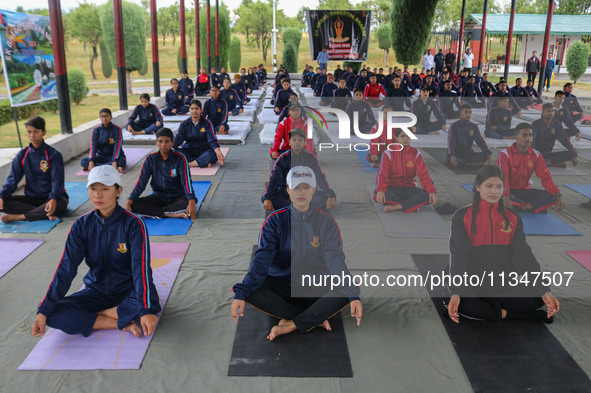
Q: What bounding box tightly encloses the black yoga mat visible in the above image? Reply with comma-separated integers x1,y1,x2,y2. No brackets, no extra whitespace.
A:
228,246,353,377
412,254,591,393
423,147,485,175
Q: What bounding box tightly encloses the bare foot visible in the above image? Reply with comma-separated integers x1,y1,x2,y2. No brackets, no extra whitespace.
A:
383,205,403,213
47,215,58,221
207,163,212,168
117,167,124,173
318,320,332,331
370,162,379,168
428,131,440,135
267,319,297,341
1,214,25,223
98,307,118,320
123,321,142,338
164,212,189,219
188,161,199,167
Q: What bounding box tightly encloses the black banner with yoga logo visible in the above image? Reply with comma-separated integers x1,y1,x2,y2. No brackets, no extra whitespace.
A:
306,10,371,62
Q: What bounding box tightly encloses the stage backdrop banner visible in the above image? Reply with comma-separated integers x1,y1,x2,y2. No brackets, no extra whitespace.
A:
306,10,371,62
0,10,57,107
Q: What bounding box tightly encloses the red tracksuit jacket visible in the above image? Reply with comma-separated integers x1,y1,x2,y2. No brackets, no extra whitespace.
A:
375,145,436,194
363,82,387,100
270,116,314,155
497,143,560,197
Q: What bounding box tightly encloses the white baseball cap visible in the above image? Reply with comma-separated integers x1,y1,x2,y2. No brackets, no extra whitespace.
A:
286,166,316,189
87,165,121,188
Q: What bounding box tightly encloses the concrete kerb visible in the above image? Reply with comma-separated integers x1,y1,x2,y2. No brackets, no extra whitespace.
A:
0,96,165,184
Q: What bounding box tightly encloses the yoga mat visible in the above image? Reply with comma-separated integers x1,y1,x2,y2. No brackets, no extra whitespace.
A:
424,148,485,175
228,304,353,377
566,250,591,272
0,239,44,279
161,114,189,122
565,184,591,199
228,110,256,123
257,109,279,125
355,150,378,173
190,147,229,176
0,182,89,234
412,254,591,393
216,125,251,145
18,242,190,370
366,184,449,238
75,148,153,176
121,131,156,142
259,124,276,145
460,183,582,236
263,99,274,108
228,246,353,377
142,181,210,236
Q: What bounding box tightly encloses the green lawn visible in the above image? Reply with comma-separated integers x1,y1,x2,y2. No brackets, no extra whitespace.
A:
0,94,140,148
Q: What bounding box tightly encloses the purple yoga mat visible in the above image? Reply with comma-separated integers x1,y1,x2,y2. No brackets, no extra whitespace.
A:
75,148,153,176
0,239,44,279
18,242,189,370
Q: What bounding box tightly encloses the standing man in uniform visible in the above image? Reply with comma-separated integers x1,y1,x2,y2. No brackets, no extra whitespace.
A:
526,51,540,85
434,49,445,77
543,53,555,92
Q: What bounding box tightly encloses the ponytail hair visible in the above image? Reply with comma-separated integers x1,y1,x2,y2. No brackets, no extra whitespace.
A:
471,165,510,235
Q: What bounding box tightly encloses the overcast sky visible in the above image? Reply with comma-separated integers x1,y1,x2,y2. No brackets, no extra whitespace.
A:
1,0,350,18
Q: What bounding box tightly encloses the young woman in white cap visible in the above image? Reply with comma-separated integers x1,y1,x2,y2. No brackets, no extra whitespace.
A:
32,165,161,338
232,166,362,341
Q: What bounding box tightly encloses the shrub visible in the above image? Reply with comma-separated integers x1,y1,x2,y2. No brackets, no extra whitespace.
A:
282,42,298,73
566,41,591,84
229,36,242,72
68,68,89,104
282,28,302,51
100,40,113,78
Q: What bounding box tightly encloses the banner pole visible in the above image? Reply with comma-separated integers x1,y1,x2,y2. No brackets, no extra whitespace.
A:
12,107,23,149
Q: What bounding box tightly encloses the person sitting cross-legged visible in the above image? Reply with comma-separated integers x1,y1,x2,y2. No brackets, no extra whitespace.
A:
125,128,197,220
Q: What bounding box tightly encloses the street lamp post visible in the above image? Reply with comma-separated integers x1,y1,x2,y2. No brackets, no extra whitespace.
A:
272,0,277,72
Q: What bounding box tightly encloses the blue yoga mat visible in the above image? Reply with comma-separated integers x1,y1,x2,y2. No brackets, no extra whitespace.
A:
0,182,89,234
460,183,582,236
143,181,211,236
355,150,378,173
565,184,591,199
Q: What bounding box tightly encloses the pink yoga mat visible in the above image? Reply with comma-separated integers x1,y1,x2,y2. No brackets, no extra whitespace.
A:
566,251,591,272
0,239,44,279
18,242,189,370
75,148,153,176
189,147,229,176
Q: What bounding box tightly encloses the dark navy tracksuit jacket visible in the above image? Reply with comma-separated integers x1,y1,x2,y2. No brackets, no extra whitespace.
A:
38,205,161,336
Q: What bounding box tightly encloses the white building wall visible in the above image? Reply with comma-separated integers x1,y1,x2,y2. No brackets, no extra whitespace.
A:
518,34,582,68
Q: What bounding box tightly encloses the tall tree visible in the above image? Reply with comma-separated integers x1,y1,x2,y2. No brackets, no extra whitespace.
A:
433,0,502,31
100,0,146,93
69,3,102,80
377,23,391,66
233,0,286,61
391,0,439,65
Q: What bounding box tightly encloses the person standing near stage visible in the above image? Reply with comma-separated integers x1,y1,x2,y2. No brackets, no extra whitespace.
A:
317,47,329,72
434,49,445,77
462,47,474,75
445,48,456,71
422,49,434,73
543,53,555,92
526,51,541,85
